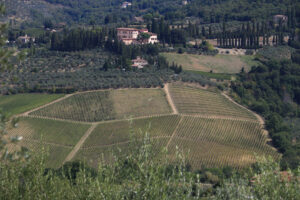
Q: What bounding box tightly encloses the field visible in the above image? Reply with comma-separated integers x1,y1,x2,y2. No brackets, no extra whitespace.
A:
6,117,90,168
161,53,259,73
168,83,257,120
167,116,277,168
30,89,172,122
0,93,64,117
6,83,279,169
73,114,278,169
75,115,180,167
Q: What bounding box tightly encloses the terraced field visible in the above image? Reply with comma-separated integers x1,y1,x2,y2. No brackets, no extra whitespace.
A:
168,83,256,120
30,89,171,122
4,84,279,169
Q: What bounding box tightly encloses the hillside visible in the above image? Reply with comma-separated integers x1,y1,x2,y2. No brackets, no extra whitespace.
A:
6,83,278,169
3,0,296,27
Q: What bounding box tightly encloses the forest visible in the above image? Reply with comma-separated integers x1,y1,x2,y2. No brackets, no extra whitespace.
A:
231,50,300,169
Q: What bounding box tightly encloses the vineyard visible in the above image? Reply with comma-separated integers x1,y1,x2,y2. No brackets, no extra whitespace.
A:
0,93,64,117
168,83,257,120
29,89,171,122
3,83,279,169
6,117,90,168
167,116,279,168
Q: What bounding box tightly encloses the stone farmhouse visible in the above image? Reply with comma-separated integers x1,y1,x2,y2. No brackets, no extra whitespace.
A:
117,28,159,45
121,1,132,9
17,34,35,44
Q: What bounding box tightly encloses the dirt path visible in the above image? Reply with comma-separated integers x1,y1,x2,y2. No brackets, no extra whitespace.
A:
63,124,97,164
221,92,265,125
166,116,183,148
221,92,268,135
22,138,73,149
164,83,179,114
81,136,171,150
20,93,74,116
181,114,258,123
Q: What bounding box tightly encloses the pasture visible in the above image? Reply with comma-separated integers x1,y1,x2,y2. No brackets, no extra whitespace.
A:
161,53,259,73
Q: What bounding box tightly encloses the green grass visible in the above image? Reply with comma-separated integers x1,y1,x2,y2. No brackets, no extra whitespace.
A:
31,89,172,122
188,70,234,80
169,83,257,120
161,53,260,73
7,117,90,146
0,93,64,117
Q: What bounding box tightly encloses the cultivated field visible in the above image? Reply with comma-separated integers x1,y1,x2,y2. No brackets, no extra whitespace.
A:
167,116,278,168
168,83,257,120
6,117,90,168
0,93,64,117
29,89,171,122
75,115,180,167
111,89,171,119
161,53,259,73
4,83,279,169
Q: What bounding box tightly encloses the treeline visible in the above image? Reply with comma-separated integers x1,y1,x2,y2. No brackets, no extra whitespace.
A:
231,58,300,169
216,20,293,49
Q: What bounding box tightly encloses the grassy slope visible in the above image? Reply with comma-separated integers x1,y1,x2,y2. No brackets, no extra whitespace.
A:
161,53,259,73
0,93,64,117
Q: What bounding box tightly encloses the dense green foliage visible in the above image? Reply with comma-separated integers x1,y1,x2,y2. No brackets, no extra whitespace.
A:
231,54,300,169
0,138,299,199
4,0,299,27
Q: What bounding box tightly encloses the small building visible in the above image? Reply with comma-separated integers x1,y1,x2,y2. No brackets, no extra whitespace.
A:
17,34,35,44
117,28,159,45
121,1,132,8
133,16,144,23
273,15,288,25
132,57,148,69
182,0,188,5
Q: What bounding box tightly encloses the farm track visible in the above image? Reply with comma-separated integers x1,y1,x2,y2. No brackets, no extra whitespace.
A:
81,136,171,150
166,117,183,148
21,93,75,116
10,86,271,167
221,92,268,135
22,138,73,149
63,124,97,164
164,83,178,114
